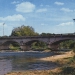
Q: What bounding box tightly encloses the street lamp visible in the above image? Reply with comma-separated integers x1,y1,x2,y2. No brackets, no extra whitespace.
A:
73,19,75,34
73,19,75,22
3,23,5,36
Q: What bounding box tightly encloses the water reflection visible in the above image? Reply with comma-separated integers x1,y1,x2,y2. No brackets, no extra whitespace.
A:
0,51,58,75
12,57,57,71
0,59,12,75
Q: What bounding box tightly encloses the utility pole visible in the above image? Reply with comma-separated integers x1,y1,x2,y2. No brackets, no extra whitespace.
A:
3,23,5,36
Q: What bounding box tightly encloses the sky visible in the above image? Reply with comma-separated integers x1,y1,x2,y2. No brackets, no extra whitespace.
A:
0,0,75,36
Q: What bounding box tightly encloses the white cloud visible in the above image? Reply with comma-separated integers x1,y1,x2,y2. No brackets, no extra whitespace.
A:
61,8,73,12
16,2,35,13
57,22,74,26
36,8,47,12
54,1,64,5
0,14,25,21
11,1,19,4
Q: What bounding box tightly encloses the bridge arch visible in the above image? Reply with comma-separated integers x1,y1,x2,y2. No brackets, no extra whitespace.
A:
24,40,48,45
0,40,20,50
22,39,48,50
51,39,72,45
50,38,75,50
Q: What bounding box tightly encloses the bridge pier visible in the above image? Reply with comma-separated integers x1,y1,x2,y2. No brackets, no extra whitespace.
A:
0,45,9,50
20,45,31,51
48,44,59,50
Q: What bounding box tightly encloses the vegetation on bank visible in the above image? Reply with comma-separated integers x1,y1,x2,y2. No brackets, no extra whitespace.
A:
59,40,75,49
54,56,75,75
52,48,75,75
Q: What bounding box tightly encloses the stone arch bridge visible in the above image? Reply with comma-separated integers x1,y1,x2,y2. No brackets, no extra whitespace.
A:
0,35,75,50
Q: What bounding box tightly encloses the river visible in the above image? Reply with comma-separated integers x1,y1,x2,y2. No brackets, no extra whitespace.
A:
0,51,59,75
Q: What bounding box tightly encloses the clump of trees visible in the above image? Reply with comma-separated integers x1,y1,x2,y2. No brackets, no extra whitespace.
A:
40,33,52,36
11,25,39,36
59,40,75,49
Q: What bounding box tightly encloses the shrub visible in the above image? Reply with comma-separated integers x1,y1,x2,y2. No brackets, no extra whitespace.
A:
61,66,75,75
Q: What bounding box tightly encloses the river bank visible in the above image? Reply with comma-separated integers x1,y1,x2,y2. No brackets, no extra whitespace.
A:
39,50,74,62
5,51,74,75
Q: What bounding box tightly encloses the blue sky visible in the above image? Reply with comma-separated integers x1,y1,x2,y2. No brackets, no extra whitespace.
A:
0,0,75,36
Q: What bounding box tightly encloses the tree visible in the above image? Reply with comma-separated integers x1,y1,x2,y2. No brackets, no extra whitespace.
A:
11,25,39,36
31,41,47,49
40,33,52,36
59,40,75,49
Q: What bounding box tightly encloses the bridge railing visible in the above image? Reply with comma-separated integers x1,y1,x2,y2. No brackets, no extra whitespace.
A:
0,34,75,39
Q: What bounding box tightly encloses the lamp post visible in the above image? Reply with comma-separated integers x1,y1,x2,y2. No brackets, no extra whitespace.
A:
73,19,75,34
73,19,75,22
3,23,5,36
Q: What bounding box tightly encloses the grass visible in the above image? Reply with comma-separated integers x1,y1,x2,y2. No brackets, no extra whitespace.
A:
60,66,75,75
55,55,75,75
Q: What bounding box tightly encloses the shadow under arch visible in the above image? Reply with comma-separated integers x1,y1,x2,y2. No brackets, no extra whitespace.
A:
51,39,75,50
25,40,48,45
1,40,20,50
24,40,48,50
